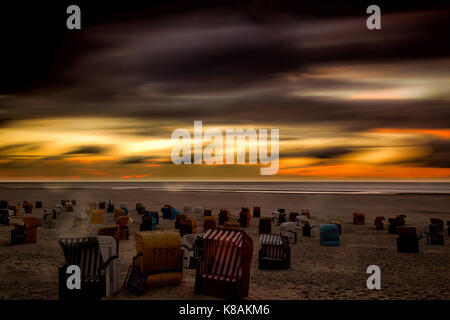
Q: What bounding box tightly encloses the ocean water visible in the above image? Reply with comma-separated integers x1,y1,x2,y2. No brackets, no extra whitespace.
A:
0,182,449,195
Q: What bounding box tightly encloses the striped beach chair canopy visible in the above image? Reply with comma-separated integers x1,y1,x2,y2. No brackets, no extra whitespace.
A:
203,228,244,247
259,233,283,246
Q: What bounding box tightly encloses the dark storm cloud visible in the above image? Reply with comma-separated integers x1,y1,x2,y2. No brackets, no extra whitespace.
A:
64,146,109,155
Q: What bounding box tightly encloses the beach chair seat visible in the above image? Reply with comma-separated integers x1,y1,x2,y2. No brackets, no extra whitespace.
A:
0,209,12,225
253,207,261,218
353,212,365,225
426,224,444,245
259,217,272,234
430,219,444,232
374,216,385,230
289,212,299,222
203,216,216,231
58,236,119,299
180,219,197,237
11,217,37,245
218,209,230,226
90,209,104,224
195,229,253,299
238,209,251,227
320,224,340,246
280,222,297,244
301,209,311,219
98,226,119,239
127,231,182,292
182,234,203,269
259,234,290,269
397,227,423,253
224,220,241,231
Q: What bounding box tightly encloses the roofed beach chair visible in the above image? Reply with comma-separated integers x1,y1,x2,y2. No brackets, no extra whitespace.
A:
353,212,365,225
58,236,119,299
388,218,398,234
114,208,127,220
224,220,241,231
259,217,272,234
430,218,444,232
90,209,104,224
175,214,187,229
124,231,183,292
0,209,11,225
329,219,342,235
24,201,33,214
219,209,230,226
396,227,423,253
203,216,216,231
204,209,212,217
107,204,115,213
97,226,119,239
289,212,299,222
180,219,197,237
253,206,261,218
320,224,340,246
116,216,131,240
259,234,290,269
272,211,280,225
11,217,38,245
35,201,43,209
396,214,406,227
136,203,143,213
194,229,253,299
140,215,157,231
280,222,297,244
162,205,178,220
301,209,311,219
182,234,203,269
374,216,385,230
301,220,316,237
238,208,251,227
99,201,106,210
425,224,444,245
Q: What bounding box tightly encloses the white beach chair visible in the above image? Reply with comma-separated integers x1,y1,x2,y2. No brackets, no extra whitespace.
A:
280,222,298,244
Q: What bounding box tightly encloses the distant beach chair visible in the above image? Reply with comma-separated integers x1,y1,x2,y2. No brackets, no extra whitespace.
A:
259,234,290,269
24,202,33,214
35,201,43,209
194,229,253,299
125,231,183,292
289,212,299,222
135,203,143,213
183,204,193,215
329,219,342,235
238,208,251,227
396,227,423,253
259,217,272,234
320,224,340,246
301,209,311,219
278,208,286,214
388,218,398,234
219,209,230,226
253,206,261,218
374,216,385,230
425,224,444,245
353,212,365,225
0,209,11,225
58,236,119,299
175,214,187,229
107,204,115,213
114,208,127,220
116,216,131,240
395,214,406,227
11,217,38,245
180,219,197,237
203,216,216,231
182,234,203,269
140,215,157,231
161,205,178,220
99,201,106,210
204,209,212,217
301,220,316,237
98,225,119,239
90,209,104,224
280,222,297,244
194,206,203,215
430,218,444,232
272,211,287,226
224,220,241,231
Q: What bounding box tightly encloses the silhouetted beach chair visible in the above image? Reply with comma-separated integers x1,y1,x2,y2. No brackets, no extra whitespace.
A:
175,214,187,229
430,218,444,232
107,204,115,213
396,214,406,227
259,217,272,234
11,217,37,245
162,205,178,220
280,222,297,244
136,203,143,213
0,200,8,209
219,209,230,226
125,231,182,292
353,212,365,225
203,216,216,231
301,209,311,219
204,209,212,217
35,201,43,209
114,208,127,220
116,216,131,240
238,208,251,227
0,209,11,225
253,206,261,218
180,219,197,237
396,227,423,253
140,215,157,231
388,218,398,234
259,234,290,269
195,229,253,299
426,224,444,245
289,212,299,222
320,224,340,246
301,221,316,237
58,236,119,299
374,216,385,230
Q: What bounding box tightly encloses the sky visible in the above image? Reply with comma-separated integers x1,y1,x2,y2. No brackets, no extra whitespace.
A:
0,1,449,181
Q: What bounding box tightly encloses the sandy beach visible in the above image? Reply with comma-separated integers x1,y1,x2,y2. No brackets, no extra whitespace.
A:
0,186,449,300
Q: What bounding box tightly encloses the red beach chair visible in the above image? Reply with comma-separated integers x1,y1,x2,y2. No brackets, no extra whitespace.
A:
194,228,253,299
